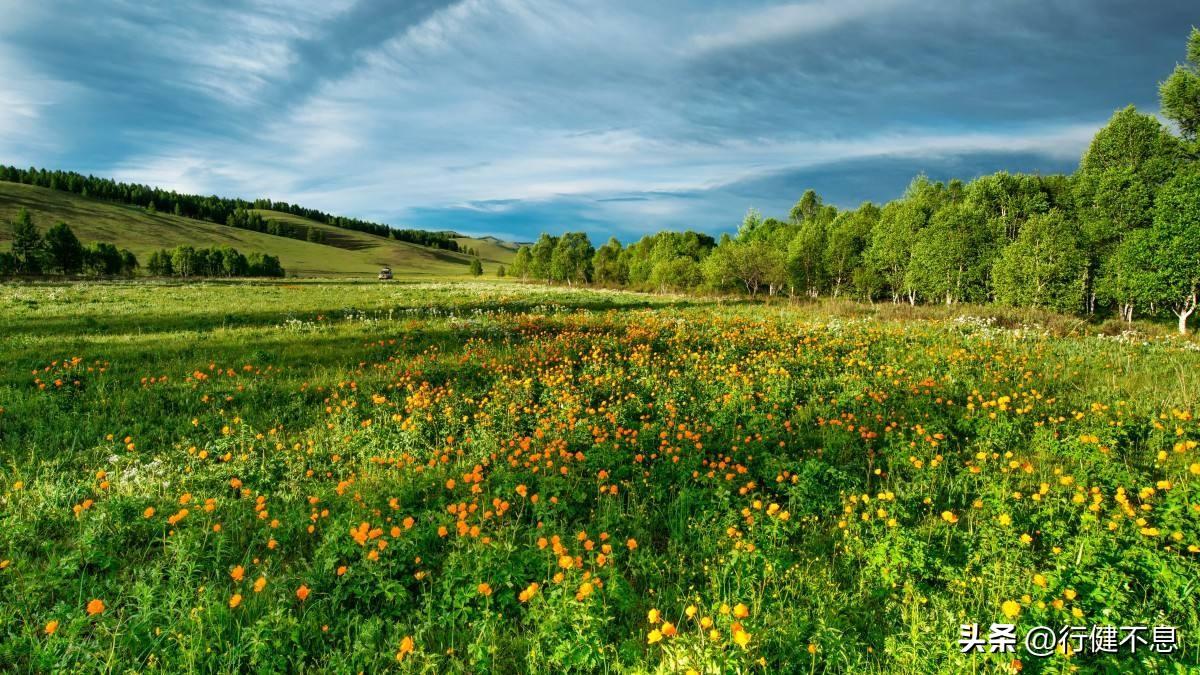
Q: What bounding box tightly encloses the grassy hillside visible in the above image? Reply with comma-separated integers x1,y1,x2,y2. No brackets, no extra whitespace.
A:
251,210,514,270
453,235,522,263
0,182,512,278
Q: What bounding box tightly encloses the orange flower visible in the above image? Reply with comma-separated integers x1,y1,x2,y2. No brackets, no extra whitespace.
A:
295,585,310,602
661,622,677,637
518,582,540,602
941,511,959,524
44,620,59,635
575,581,594,601
253,576,267,593
733,603,749,618
86,599,105,615
230,565,245,582
558,554,575,569
143,507,155,518
626,538,638,550
396,635,415,661
477,582,493,597
229,593,243,609
337,565,348,576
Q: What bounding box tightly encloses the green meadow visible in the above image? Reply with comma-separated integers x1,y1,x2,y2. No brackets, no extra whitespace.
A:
0,280,1197,672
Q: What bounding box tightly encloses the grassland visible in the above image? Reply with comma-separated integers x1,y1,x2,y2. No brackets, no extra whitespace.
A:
0,280,1198,673
0,183,513,277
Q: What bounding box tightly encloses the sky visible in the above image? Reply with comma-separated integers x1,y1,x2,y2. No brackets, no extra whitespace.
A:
0,0,1194,242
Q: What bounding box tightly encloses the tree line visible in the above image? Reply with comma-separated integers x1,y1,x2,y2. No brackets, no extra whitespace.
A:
1,209,138,276
145,246,284,278
2,208,284,278
511,28,1200,333
226,208,326,244
0,167,459,252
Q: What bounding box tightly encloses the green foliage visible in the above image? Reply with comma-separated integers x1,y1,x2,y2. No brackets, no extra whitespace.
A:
469,257,483,277
992,211,1087,312
906,202,997,304
1159,27,1200,140
511,246,532,280
9,208,42,274
44,222,84,275
591,237,627,286
530,234,558,283
823,203,879,297
1147,170,1200,332
1078,107,1182,186
550,232,594,285
1097,229,1167,322
704,236,786,296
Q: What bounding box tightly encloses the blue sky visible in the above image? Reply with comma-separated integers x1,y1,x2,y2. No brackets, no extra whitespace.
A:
0,0,1194,242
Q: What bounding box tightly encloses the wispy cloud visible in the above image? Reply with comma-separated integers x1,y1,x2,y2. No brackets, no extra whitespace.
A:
1,0,1192,239
688,0,909,53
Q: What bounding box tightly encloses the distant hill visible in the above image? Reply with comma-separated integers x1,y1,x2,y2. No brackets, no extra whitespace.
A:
452,235,523,264
0,182,515,277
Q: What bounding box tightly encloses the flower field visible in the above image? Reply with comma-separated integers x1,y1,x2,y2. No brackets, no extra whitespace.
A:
1,281,1198,673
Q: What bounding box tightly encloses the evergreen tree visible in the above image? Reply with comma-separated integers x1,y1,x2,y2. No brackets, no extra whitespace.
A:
44,222,85,274
9,208,43,274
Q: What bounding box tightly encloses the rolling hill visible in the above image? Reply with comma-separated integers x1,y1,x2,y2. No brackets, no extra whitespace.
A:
0,182,516,278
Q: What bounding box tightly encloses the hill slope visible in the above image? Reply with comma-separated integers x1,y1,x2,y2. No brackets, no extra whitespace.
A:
0,182,513,277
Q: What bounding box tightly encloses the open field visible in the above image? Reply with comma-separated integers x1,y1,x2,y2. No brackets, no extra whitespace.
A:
1,280,1198,672
0,183,512,278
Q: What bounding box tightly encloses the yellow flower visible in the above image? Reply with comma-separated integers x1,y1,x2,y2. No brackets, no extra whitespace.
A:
647,608,661,624
941,511,958,524
997,513,1012,526
733,603,749,618
44,620,59,635
733,627,751,648
1001,600,1021,619
229,593,242,609
647,629,663,644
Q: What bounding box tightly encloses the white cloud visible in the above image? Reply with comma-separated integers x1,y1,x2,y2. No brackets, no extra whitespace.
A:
688,0,909,53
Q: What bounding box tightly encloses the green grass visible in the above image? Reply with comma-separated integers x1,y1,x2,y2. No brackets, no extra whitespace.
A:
0,280,1198,673
251,210,516,272
0,183,512,278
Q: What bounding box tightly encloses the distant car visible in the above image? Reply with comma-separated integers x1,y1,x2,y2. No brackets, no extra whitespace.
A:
378,267,393,280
